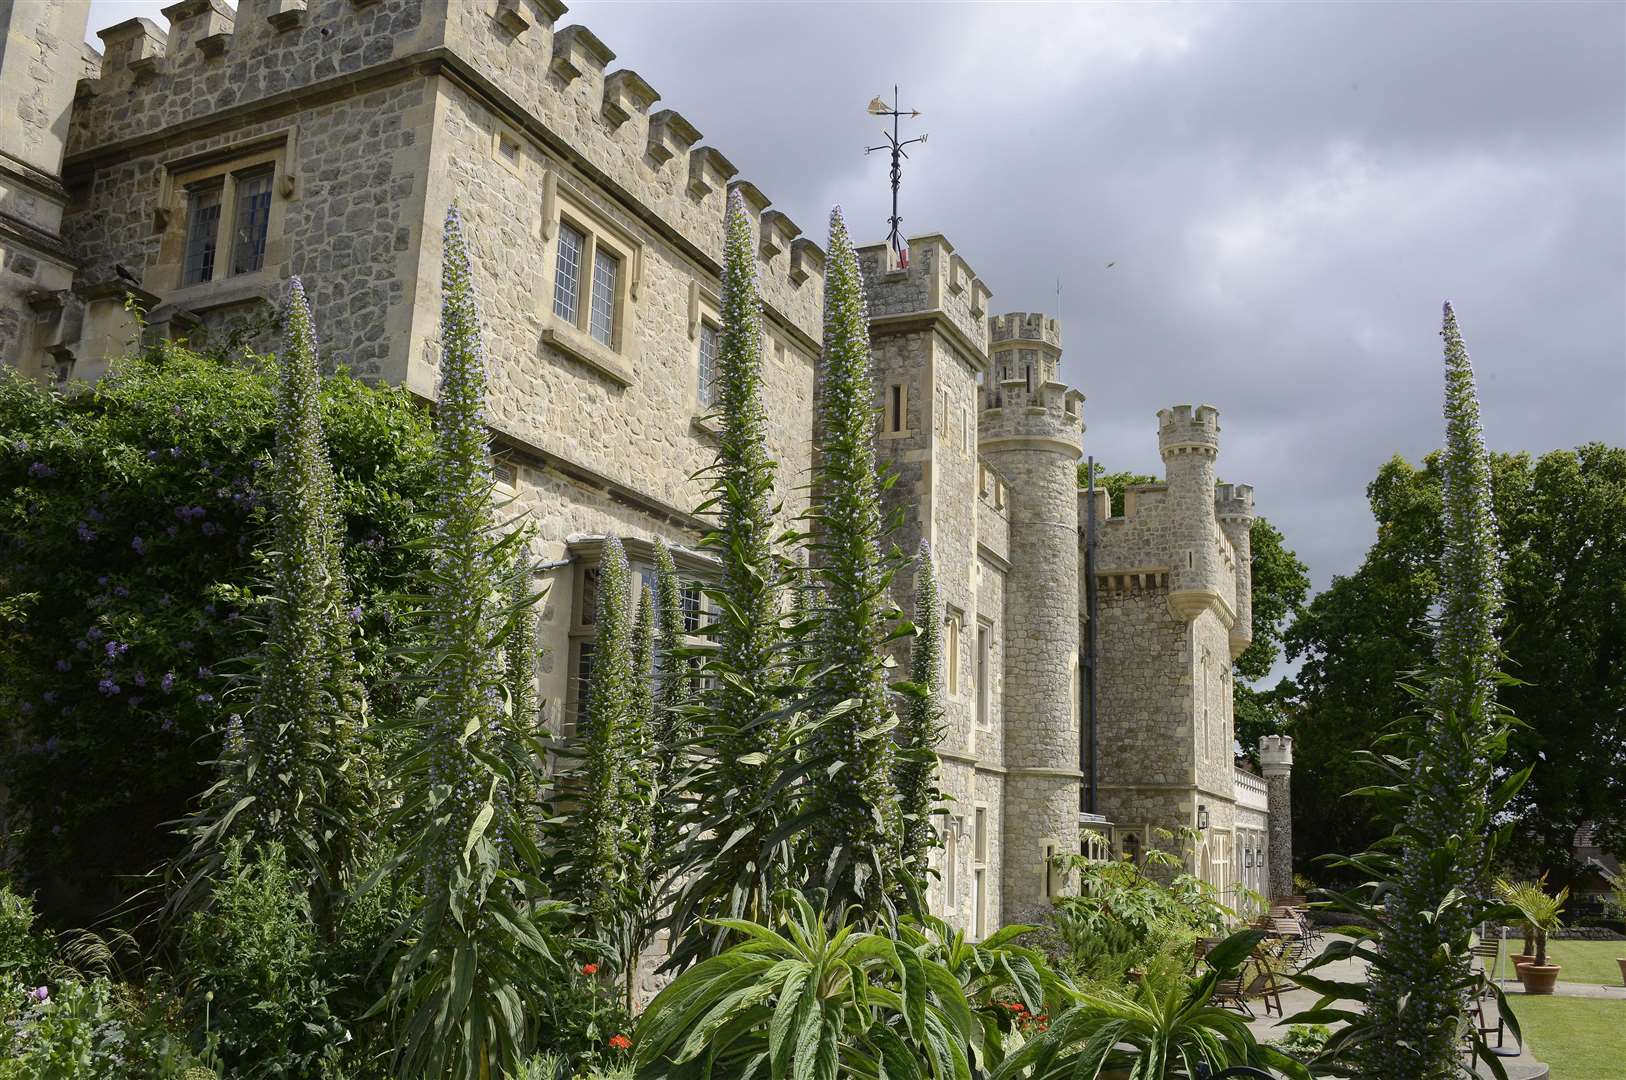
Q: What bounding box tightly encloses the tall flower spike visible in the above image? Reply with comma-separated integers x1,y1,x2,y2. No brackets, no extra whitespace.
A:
1437,301,1503,715
896,539,943,884
578,536,635,929
249,276,361,853
805,205,903,908
710,188,784,800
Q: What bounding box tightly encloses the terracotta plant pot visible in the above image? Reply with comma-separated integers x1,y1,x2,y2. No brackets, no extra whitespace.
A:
1616,957,1625,987
1510,953,1534,978
1520,964,1560,995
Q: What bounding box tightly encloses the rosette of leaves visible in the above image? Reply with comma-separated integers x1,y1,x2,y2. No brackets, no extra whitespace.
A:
633,892,992,1080
370,206,569,1080
991,930,1309,1080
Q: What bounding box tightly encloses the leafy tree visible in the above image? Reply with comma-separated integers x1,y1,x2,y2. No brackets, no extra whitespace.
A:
1287,446,1626,873
1077,463,1156,518
374,207,567,1079
0,343,437,927
895,540,943,886
802,205,904,913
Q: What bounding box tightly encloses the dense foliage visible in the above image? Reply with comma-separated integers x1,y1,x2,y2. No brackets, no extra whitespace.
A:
0,338,438,925
1287,440,1626,874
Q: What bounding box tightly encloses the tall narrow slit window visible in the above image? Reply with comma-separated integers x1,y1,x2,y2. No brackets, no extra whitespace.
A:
182,183,224,286
589,248,620,346
553,221,585,324
697,321,719,407
888,383,906,432
976,623,991,728
229,168,274,276
945,611,961,696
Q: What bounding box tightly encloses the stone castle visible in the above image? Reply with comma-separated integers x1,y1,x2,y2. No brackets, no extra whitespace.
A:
1,0,1293,930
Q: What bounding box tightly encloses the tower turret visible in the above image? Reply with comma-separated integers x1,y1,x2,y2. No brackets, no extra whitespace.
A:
1259,735,1294,902
1215,483,1254,659
981,312,1085,911
1157,405,1230,623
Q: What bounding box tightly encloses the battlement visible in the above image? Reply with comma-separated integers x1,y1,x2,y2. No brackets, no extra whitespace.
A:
1157,403,1221,458
989,312,1062,349
978,309,1079,440
71,0,824,315
1215,483,1255,520
1259,735,1294,773
858,234,990,351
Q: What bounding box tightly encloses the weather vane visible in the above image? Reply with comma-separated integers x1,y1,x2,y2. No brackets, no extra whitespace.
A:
866,87,927,269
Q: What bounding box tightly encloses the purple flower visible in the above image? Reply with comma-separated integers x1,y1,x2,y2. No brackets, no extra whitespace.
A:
113,585,129,598
195,692,213,704
349,605,363,622
54,659,70,672
131,535,146,555
75,639,87,651
200,522,220,537
146,449,159,462
76,522,95,542
171,405,183,418
87,626,104,640
133,672,146,687
196,666,212,679
98,677,120,696
170,446,182,458
41,691,57,704
31,987,47,1003
104,641,128,659
160,672,176,693
27,462,55,478
160,716,174,732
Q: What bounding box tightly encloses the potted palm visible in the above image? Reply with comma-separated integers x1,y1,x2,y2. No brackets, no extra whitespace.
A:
1492,877,1541,975
1501,882,1568,994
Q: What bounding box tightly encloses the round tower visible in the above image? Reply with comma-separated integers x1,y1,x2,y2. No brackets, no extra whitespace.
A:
1157,405,1229,623
1259,735,1294,903
1215,483,1255,660
981,312,1085,913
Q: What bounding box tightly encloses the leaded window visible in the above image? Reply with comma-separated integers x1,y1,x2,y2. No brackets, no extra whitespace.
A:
229,169,274,276
697,321,719,407
182,184,223,286
553,221,585,324
590,248,619,346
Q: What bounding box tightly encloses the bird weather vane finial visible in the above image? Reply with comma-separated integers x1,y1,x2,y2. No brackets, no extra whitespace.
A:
866,87,926,269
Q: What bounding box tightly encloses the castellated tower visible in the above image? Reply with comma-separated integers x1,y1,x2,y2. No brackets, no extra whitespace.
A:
1215,484,1255,660
980,313,1085,914
1158,406,1232,624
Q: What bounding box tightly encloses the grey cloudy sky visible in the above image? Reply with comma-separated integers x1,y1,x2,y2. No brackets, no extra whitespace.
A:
87,1,1626,678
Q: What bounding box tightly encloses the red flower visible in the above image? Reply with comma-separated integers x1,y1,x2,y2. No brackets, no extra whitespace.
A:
581,962,599,975
609,1033,632,1050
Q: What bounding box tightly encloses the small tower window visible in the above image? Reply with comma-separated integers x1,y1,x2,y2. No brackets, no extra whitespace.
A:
945,610,962,696
887,383,907,433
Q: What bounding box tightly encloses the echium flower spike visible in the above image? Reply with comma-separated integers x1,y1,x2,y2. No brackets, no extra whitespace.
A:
805,205,903,907
1358,302,1507,1079
627,584,657,886
1437,301,1503,717
650,539,687,853
579,536,635,930
247,276,362,855
422,206,504,904
709,189,784,800
506,566,542,830
895,539,944,884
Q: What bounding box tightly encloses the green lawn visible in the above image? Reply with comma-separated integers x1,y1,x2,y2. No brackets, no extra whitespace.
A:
1497,938,1626,986
1506,996,1626,1080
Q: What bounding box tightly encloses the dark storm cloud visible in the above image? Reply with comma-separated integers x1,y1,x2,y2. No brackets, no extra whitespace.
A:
575,1,1625,645
89,1,1626,678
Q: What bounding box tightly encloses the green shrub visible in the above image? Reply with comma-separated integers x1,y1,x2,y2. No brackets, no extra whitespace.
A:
0,346,437,924
176,842,347,1078
0,882,50,985
0,976,203,1079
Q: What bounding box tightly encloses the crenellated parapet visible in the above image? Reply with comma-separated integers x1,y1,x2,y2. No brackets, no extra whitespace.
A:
857,234,990,360
1157,403,1221,461
68,0,825,335
980,312,1082,455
